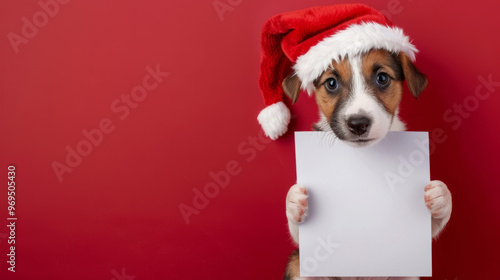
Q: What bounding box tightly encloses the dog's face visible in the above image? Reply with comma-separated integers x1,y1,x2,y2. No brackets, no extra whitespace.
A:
283,49,427,147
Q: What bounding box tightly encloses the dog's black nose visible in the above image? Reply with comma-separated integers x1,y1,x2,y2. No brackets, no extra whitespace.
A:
347,116,370,136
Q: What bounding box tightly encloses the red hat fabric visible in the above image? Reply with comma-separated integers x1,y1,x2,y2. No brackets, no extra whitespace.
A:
257,3,418,140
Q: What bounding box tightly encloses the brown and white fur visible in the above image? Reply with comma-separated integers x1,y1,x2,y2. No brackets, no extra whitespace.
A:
282,49,452,280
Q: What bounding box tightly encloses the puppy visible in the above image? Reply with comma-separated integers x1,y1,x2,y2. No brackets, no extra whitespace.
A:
282,49,452,280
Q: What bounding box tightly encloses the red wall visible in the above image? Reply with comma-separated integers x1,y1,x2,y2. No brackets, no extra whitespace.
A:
1,0,499,279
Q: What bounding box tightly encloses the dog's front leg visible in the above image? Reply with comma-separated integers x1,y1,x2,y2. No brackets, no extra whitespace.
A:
425,180,452,238
286,184,308,245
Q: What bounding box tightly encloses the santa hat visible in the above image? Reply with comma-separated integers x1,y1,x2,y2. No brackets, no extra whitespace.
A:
257,3,418,140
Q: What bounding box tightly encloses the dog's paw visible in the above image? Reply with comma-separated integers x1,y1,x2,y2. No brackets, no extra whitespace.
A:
286,184,308,223
425,180,452,220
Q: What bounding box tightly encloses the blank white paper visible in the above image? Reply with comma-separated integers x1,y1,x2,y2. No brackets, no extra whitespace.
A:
295,131,432,277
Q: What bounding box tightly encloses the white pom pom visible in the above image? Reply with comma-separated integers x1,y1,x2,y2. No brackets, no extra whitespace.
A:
257,101,291,140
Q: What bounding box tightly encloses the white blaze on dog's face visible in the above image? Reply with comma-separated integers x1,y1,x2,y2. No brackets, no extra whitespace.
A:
283,49,427,147
315,50,405,146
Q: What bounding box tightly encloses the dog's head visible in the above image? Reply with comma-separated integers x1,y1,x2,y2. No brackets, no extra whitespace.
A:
283,49,427,147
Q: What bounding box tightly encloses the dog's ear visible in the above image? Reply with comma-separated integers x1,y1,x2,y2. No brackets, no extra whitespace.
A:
282,74,302,104
399,53,428,99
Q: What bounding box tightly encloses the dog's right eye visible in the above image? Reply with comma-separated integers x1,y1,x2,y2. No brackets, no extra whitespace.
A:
324,78,338,93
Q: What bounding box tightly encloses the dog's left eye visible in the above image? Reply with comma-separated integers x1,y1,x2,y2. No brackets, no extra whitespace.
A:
376,73,390,87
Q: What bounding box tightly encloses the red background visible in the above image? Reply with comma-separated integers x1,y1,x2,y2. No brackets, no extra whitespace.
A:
1,0,499,279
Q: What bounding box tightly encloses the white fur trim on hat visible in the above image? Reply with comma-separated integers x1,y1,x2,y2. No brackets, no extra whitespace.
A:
257,101,291,140
294,22,418,94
